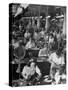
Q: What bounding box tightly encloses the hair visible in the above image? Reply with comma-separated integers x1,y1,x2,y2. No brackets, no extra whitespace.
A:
28,59,37,67
56,49,62,56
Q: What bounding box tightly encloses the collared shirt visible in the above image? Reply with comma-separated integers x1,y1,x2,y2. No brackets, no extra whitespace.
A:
49,37,54,44
48,52,65,65
25,41,35,49
24,32,31,39
22,65,41,79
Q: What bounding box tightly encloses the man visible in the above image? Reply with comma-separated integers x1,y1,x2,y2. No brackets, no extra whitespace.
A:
39,28,45,38
24,30,31,39
48,50,65,84
33,31,39,41
21,61,42,83
25,38,35,49
11,39,19,49
48,34,55,51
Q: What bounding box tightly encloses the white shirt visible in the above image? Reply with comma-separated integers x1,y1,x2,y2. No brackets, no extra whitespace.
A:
25,41,35,49
33,32,38,40
39,31,45,38
48,52,65,65
24,32,31,38
12,40,19,49
22,65,41,79
49,37,54,43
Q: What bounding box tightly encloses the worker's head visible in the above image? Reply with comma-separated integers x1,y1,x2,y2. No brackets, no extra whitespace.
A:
30,62,36,68
56,49,62,57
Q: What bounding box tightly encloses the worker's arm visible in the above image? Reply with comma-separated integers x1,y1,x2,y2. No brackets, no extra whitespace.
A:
35,66,42,80
61,55,65,66
47,54,53,63
21,66,28,79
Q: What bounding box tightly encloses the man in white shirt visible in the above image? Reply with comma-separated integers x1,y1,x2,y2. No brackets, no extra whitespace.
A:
12,39,19,49
25,38,35,49
22,61,42,81
48,51,65,82
24,31,31,39
48,35,54,50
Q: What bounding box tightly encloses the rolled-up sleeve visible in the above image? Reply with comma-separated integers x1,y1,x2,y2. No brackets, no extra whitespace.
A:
36,66,41,76
22,67,28,79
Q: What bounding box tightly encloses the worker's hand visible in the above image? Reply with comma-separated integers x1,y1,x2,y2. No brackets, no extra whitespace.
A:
36,75,41,81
